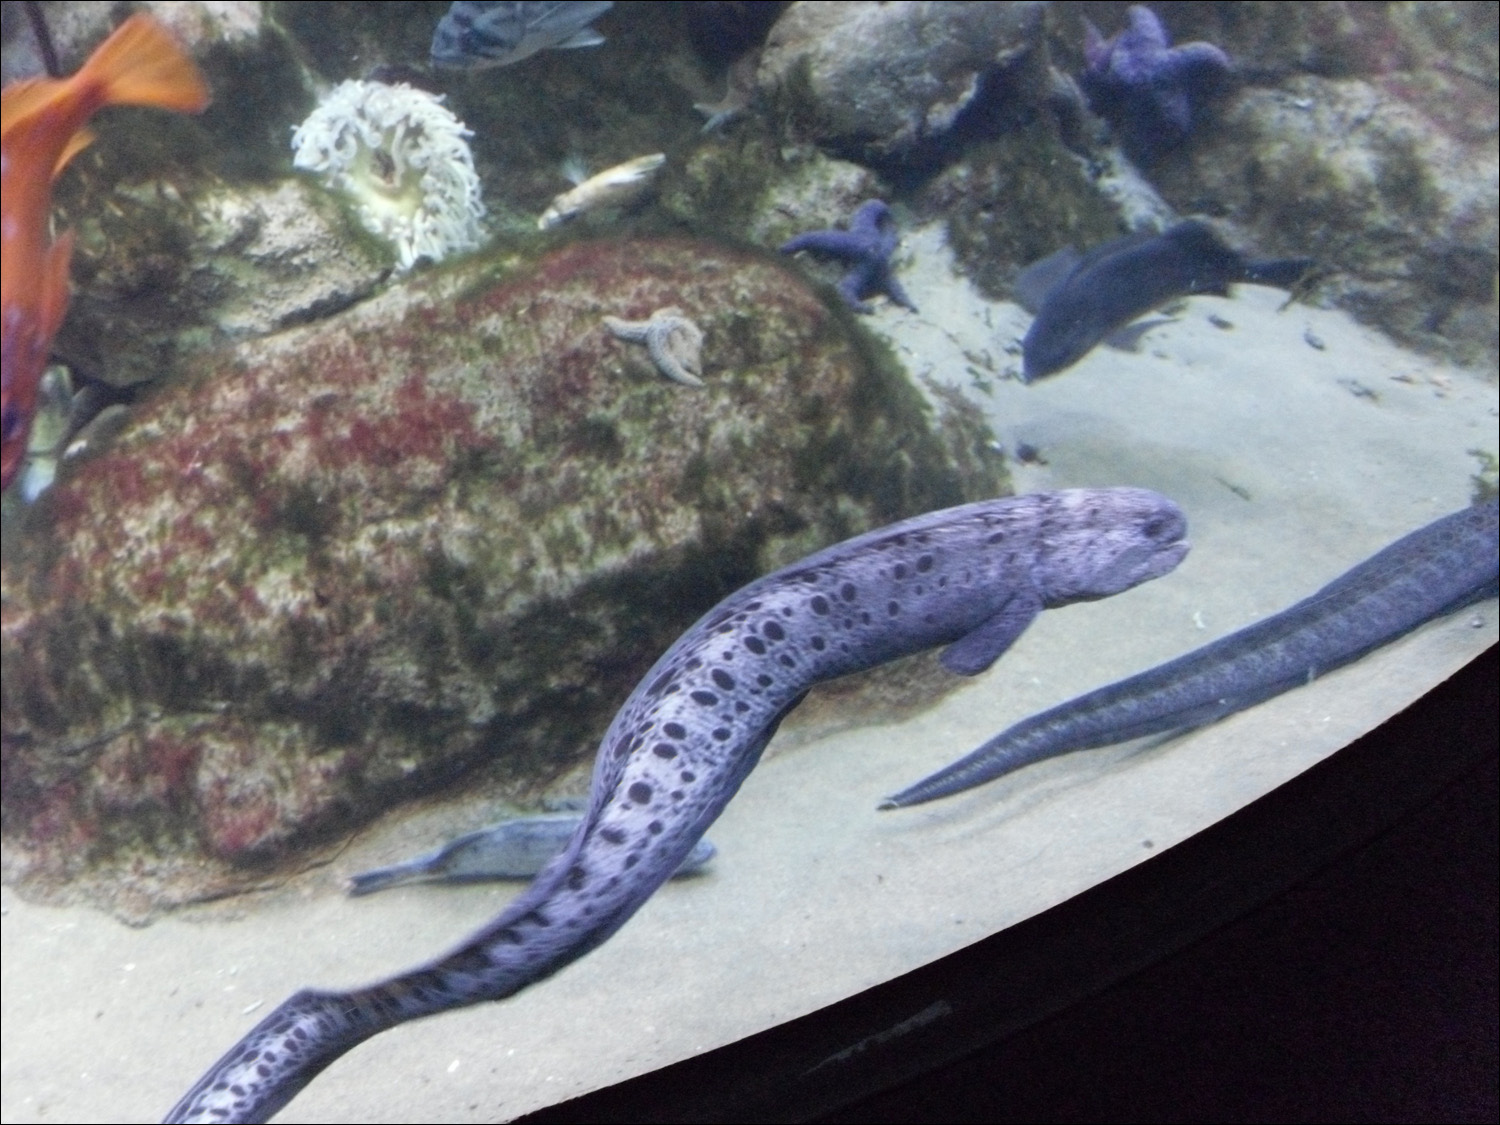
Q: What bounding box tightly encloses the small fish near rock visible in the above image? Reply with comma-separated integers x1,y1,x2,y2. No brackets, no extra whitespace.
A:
432,1,614,70
8,365,136,503
602,306,706,387
538,152,665,229
348,813,717,895
694,49,760,134
1078,5,1232,166
1017,220,1313,382
779,199,917,315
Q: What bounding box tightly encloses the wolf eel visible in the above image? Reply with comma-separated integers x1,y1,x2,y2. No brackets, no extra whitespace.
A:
163,487,1188,1123
884,497,1498,809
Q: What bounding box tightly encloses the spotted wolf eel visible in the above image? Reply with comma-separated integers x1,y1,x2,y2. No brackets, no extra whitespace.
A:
164,487,1189,1123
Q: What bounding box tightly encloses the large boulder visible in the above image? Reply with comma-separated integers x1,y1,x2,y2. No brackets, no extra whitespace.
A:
759,1,1049,164
1151,72,1497,363
1,238,1006,918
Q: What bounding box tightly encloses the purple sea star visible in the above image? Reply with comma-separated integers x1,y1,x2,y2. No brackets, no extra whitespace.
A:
1079,5,1231,165
779,200,917,314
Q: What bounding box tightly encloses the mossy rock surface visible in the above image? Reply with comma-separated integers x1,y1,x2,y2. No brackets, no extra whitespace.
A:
1150,74,1497,364
0,237,1006,917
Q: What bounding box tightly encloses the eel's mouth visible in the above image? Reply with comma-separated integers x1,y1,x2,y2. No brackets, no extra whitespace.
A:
1145,535,1192,582
1051,488,1192,600
1125,503,1191,587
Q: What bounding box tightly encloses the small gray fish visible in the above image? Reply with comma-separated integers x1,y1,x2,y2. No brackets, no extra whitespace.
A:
432,1,614,70
347,813,716,895
1018,221,1312,382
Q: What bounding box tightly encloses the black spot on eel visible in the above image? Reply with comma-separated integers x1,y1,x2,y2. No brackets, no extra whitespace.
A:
884,497,1498,808
162,487,1189,1123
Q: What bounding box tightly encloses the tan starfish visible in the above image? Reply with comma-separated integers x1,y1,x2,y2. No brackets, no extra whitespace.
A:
602,306,705,387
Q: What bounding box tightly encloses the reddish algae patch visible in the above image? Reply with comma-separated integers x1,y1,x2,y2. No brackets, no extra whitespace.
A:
1,236,1005,917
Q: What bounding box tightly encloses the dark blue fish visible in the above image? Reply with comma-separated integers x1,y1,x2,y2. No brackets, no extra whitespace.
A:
431,1,614,70
347,813,716,895
1018,220,1312,382
883,497,1500,808
162,488,1189,1123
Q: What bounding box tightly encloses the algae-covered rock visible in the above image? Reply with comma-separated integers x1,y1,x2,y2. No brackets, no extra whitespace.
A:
922,120,1127,301
759,1,1049,165
664,138,884,252
56,177,393,389
1151,74,1498,363
0,238,1006,917
14,2,349,387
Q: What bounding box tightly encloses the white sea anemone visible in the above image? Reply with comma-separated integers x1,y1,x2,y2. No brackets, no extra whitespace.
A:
291,79,485,272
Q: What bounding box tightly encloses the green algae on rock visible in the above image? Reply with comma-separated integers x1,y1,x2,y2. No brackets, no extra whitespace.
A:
1149,72,1497,366
758,1,1049,166
0,237,1007,918
926,122,1126,302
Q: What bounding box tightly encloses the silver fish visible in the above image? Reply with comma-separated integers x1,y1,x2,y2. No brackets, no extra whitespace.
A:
538,152,664,229
431,1,614,70
347,813,717,895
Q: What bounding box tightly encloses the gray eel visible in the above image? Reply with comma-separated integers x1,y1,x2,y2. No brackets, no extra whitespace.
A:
163,487,1188,1123
884,497,1498,809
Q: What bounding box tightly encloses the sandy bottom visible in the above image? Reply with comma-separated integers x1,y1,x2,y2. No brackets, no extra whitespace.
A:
3,225,1496,1124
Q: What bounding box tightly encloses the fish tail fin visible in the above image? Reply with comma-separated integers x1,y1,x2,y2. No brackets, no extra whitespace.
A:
78,13,209,116
51,128,96,177
0,80,94,181
1240,256,1315,289
345,867,412,896
0,74,66,133
37,230,76,341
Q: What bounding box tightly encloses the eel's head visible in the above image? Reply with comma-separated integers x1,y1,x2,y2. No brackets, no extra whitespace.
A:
1036,487,1190,604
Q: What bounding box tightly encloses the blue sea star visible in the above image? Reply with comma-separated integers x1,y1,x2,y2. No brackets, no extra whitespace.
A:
779,200,917,314
1079,5,1231,165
